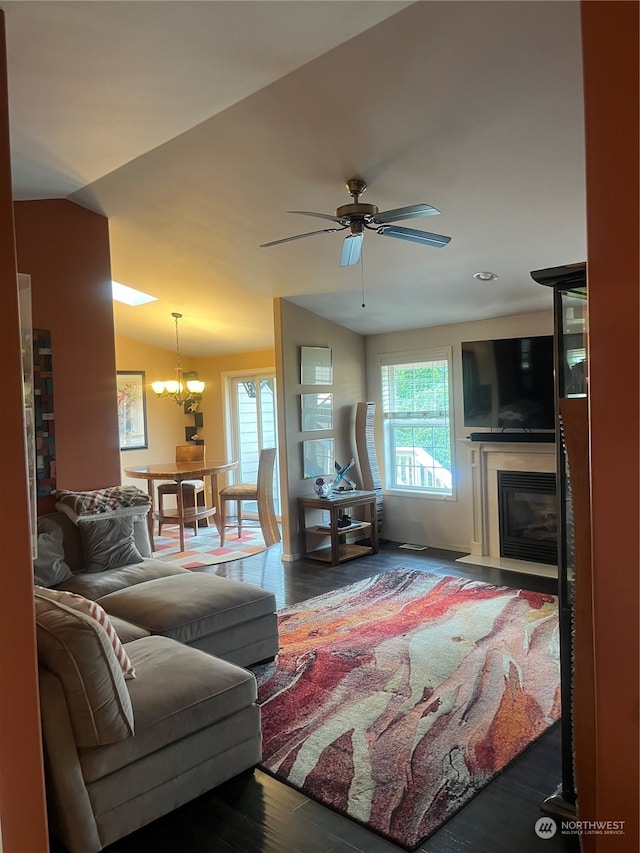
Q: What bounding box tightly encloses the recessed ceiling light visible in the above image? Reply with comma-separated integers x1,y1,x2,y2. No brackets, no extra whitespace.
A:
472,271,499,281
112,281,158,306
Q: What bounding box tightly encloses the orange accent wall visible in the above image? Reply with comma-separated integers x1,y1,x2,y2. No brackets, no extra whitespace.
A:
13,198,121,497
581,1,639,848
0,13,49,853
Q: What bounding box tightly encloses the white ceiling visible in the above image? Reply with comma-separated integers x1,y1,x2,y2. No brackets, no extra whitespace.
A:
4,1,586,357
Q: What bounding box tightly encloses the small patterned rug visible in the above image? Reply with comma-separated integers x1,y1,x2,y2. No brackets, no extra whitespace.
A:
254,569,560,849
152,523,268,568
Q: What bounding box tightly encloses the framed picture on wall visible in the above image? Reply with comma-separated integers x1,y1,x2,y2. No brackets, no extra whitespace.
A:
117,371,148,450
301,392,333,431
300,346,333,385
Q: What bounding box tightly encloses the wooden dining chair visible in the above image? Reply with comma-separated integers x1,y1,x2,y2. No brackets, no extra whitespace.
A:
157,444,206,535
218,447,280,547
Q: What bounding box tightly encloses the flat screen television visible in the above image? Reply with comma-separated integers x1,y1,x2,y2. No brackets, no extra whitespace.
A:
462,335,555,431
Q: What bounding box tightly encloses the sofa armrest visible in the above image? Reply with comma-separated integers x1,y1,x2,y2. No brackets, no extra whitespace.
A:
39,669,103,853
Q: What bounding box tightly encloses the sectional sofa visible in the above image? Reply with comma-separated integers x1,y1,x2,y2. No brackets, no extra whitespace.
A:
33,493,279,853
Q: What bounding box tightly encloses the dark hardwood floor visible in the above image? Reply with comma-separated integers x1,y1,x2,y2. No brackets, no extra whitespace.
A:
53,542,579,853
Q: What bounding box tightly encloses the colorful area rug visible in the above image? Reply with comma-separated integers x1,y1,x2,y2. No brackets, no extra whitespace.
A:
152,523,268,568
254,569,560,849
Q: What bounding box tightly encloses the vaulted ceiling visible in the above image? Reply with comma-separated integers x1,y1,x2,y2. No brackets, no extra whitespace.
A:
4,1,586,356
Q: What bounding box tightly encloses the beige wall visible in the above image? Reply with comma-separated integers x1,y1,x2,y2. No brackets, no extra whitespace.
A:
365,309,553,551
274,298,367,559
274,298,552,558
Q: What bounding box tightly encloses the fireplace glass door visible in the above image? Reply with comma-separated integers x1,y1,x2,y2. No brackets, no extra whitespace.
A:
498,471,557,564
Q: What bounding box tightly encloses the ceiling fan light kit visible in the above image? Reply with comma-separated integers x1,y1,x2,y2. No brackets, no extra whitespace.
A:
260,178,451,266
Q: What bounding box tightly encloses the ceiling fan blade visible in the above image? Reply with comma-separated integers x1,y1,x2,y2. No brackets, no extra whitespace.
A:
260,226,346,248
339,233,363,267
372,203,440,224
377,224,451,247
288,210,345,224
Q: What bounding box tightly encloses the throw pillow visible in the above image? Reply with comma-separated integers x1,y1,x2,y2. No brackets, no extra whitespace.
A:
34,594,134,747
35,587,135,679
77,515,144,574
33,526,73,587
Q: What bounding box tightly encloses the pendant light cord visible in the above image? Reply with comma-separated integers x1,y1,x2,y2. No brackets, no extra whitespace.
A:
172,312,183,368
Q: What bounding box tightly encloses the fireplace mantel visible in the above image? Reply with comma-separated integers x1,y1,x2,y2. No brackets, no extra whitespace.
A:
460,439,557,576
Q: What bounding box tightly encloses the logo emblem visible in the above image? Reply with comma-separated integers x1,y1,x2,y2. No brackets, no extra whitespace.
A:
535,817,558,839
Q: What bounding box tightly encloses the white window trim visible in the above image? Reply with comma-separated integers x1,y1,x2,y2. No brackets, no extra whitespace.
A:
379,347,457,501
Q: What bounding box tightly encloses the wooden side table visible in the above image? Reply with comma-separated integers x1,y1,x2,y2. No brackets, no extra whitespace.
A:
298,490,379,566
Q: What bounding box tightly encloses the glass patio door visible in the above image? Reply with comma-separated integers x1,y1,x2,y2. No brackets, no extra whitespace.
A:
225,372,280,516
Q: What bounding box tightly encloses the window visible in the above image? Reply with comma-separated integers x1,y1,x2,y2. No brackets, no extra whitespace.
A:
381,350,453,496
225,371,280,515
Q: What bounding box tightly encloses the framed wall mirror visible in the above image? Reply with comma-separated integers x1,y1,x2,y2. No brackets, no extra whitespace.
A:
301,393,333,432
300,347,332,385
303,438,335,479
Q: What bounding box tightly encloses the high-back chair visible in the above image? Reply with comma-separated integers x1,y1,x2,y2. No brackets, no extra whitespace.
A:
157,444,206,536
218,447,280,547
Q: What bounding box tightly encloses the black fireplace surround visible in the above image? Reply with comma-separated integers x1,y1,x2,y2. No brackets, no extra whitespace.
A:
498,470,557,564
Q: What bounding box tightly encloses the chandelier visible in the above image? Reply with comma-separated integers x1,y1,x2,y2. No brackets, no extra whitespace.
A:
151,313,205,406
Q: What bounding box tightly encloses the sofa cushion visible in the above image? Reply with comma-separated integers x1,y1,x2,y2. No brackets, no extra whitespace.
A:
79,635,257,782
38,512,84,573
56,501,151,552
36,587,136,679
54,486,153,571
33,525,73,587
34,593,134,747
108,616,150,643
97,573,277,646
43,507,153,566
55,559,189,598
77,515,144,573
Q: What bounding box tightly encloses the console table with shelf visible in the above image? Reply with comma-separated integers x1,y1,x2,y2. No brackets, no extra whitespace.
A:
298,490,379,566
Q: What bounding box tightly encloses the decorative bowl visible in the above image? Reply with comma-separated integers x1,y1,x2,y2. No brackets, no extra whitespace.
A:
313,480,333,498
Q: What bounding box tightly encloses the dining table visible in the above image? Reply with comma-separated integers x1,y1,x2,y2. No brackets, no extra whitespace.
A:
125,459,238,553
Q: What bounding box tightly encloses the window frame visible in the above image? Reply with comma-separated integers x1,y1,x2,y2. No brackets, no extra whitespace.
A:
379,347,456,500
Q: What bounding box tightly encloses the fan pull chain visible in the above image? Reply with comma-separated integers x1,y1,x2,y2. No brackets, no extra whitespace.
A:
361,249,366,308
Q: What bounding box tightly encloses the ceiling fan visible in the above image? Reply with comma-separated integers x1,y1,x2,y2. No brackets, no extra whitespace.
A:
260,178,451,267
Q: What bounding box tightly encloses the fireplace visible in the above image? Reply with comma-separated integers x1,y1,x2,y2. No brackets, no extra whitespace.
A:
498,471,557,564
463,438,557,575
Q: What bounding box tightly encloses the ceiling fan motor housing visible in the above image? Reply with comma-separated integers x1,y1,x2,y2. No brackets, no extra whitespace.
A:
335,202,378,221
